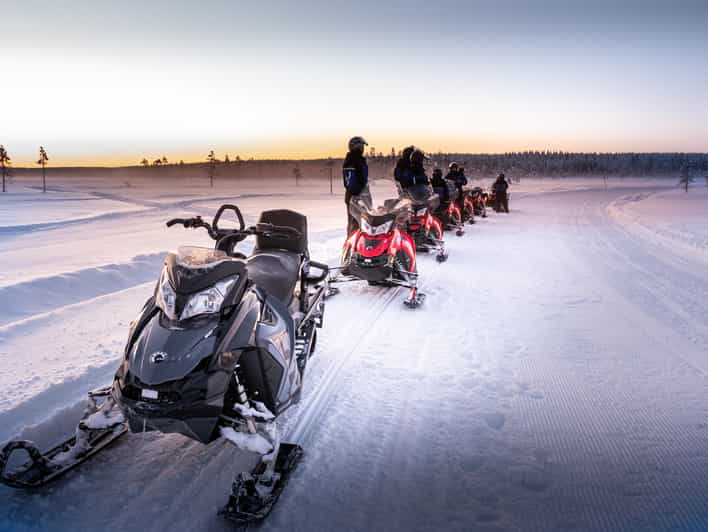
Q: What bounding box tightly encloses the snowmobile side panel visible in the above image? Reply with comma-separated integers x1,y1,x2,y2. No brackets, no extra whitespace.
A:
254,294,299,413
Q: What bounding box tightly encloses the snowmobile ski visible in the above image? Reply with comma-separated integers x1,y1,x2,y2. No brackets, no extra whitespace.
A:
219,443,303,526
0,386,127,489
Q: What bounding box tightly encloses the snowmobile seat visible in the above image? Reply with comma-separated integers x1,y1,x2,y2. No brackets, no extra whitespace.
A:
247,250,301,305
254,209,308,255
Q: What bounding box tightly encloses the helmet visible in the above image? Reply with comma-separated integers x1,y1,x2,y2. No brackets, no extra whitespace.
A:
401,145,415,160
448,162,459,171
498,172,505,179
410,148,428,165
432,168,443,179
348,136,368,153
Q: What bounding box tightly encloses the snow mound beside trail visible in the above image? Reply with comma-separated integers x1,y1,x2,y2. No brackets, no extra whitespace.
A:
0,252,166,326
607,188,708,265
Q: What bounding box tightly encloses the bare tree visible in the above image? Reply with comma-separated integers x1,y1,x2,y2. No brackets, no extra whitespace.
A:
161,156,168,165
37,146,49,193
324,158,335,194
207,150,218,187
0,145,10,193
152,158,162,166
224,154,230,164
679,165,694,193
141,158,149,167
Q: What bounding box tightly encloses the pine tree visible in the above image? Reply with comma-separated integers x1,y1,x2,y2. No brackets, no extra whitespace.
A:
37,146,49,193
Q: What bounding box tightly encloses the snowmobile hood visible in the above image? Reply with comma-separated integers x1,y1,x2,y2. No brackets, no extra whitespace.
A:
127,312,221,385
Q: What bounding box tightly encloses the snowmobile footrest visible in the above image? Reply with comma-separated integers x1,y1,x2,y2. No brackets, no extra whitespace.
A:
219,443,304,526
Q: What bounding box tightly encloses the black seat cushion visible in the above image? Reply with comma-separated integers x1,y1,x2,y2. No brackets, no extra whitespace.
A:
255,209,308,254
247,250,301,304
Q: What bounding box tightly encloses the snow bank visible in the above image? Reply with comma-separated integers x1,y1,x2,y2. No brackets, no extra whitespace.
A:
0,252,165,326
607,187,708,266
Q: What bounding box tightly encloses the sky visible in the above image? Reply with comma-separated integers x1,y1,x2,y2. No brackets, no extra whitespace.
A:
1,0,707,166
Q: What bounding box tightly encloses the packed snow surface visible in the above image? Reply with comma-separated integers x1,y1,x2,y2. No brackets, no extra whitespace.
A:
2,176,708,532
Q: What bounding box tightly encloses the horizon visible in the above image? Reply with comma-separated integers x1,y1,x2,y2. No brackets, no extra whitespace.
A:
5,149,708,170
2,0,708,166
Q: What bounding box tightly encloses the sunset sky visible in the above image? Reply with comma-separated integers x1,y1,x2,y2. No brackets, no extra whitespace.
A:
2,0,707,166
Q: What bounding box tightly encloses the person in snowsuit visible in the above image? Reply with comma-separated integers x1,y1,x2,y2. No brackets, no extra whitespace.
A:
343,136,369,234
394,146,415,192
492,172,510,213
445,162,468,210
431,167,449,204
402,148,430,188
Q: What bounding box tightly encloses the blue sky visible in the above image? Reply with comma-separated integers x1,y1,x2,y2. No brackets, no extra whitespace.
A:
2,0,707,165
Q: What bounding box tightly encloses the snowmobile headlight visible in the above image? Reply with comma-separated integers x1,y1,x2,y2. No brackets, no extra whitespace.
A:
180,276,238,320
360,219,393,236
155,268,178,320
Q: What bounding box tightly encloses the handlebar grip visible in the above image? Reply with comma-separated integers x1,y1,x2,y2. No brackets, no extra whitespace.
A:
166,218,186,228
256,223,302,240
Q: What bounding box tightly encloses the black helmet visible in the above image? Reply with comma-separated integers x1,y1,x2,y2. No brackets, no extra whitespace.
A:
498,172,505,179
410,148,428,165
432,168,443,178
401,145,415,160
348,136,368,153
448,162,459,171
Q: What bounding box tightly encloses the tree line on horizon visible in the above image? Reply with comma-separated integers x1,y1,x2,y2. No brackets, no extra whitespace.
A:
2,145,708,193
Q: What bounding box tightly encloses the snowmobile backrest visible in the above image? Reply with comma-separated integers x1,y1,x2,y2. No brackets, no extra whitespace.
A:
254,209,308,255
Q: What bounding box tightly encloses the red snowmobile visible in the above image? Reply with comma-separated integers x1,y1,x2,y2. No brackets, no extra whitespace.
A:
433,182,465,236
468,187,488,217
399,184,448,261
458,187,476,225
332,196,425,308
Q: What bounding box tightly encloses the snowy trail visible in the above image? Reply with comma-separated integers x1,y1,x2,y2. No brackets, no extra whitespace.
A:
262,188,708,532
3,184,708,531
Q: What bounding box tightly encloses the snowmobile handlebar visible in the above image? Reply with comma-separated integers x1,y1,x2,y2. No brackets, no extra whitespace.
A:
166,216,219,239
253,222,302,241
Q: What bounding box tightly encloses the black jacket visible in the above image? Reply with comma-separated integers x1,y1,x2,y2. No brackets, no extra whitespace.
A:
493,177,509,194
342,151,368,195
450,170,468,188
408,161,430,187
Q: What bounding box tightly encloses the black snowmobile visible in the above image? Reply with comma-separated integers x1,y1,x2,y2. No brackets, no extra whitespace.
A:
0,204,329,525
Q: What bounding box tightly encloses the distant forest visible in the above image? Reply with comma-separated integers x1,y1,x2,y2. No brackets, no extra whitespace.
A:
8,151,708,182
415,151,708,178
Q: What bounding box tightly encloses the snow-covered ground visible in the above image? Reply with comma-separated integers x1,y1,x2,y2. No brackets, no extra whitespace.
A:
2,176,708,532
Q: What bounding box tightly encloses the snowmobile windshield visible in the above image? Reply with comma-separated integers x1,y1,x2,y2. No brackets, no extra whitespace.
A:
351,197,412,235
175,246,230,269
402,184,440,211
